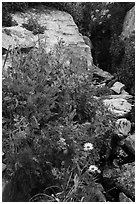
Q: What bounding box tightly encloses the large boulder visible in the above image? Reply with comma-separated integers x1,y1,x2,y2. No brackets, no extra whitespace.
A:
119,6,135,95
103,97,132,117
2,7,94,74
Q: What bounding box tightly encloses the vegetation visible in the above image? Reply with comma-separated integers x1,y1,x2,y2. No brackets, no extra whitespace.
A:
3,41,117,201
2,2,135,201
2,2,134,93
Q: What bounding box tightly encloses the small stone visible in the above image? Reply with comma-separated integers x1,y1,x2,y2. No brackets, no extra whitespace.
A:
110,81,125,94
115,118,131,136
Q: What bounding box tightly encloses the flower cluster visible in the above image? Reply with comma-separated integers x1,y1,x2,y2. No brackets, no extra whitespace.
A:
57,137,68,154
91,6,111,25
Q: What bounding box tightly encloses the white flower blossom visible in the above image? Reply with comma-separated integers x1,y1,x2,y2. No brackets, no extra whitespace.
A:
83,143,93,151
88,165,101,173
95,9,99,13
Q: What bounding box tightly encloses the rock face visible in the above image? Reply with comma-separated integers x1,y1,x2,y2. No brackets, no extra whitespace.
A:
2,7,94,74
121,6,135,40
120,6,135,95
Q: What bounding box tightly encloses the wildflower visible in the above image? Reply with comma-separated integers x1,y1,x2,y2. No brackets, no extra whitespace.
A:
57,137,68,152
83,143,93,151
88,165,101,173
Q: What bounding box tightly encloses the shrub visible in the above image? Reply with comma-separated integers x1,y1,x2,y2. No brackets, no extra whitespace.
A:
3,41,117,201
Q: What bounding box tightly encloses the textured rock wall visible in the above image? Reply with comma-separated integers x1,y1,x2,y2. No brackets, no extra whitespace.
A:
121,6,135,39
2,7,93,74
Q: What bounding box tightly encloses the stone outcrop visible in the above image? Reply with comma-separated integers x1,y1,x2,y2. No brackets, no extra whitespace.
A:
2,7,94,74
121,6,135,40
120,6,135,95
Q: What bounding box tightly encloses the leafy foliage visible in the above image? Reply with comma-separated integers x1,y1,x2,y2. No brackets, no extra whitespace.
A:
2,2,134,201
2,41,117,201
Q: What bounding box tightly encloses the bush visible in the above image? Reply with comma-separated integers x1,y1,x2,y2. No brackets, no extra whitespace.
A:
3,41,117,201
